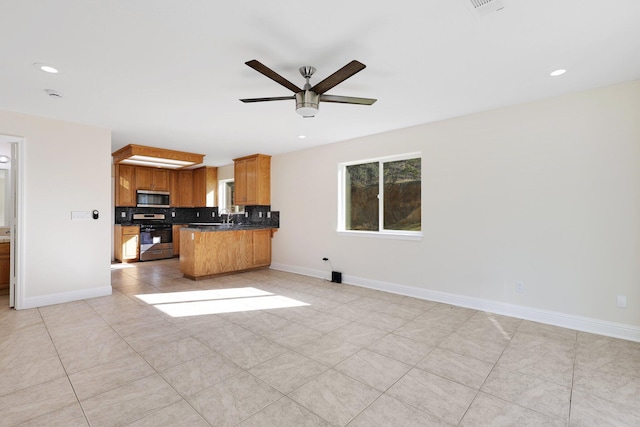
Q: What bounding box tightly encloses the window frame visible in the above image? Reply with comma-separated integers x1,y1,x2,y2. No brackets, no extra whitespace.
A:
218,178,244,214
337,152,422,240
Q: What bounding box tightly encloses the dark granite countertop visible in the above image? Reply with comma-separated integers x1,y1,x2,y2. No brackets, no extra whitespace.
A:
182,223,276,232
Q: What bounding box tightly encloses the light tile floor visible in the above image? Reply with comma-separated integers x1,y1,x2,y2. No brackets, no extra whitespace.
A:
1,258,639,426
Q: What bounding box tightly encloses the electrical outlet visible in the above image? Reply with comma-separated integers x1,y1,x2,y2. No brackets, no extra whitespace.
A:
121,212,126,218
515,281,524,293
171,211,175,217
267,211,271,218
212,212,215,217
196,212,200,217
259,212,263,218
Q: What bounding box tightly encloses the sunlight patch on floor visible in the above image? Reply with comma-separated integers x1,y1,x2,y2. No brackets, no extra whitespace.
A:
488,315,511,339
110,263,136,270
135,287,273,304
135,287,309,317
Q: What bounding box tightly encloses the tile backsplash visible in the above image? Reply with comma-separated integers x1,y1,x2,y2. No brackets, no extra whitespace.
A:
114,206,279,228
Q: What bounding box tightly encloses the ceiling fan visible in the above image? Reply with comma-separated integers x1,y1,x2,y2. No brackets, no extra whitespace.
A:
240,59,377,118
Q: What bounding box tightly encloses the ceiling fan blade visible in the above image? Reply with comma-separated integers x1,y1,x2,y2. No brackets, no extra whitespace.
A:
310,60,367,95
240,96,295,103
320,94,377,105
245,60,302,93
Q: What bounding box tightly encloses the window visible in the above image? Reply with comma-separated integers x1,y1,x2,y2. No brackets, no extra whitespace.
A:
339,153,421,238
218,179,244,213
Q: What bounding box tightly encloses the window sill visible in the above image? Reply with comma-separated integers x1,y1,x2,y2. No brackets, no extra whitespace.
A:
337,230,423,241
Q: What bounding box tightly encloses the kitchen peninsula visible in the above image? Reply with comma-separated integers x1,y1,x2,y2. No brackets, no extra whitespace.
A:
179,224,276,279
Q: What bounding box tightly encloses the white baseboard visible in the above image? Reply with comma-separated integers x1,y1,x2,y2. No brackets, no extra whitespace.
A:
270,263,640,343
21,286,112,310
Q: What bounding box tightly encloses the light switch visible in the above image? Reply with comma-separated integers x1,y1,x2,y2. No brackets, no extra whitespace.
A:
71,211,92,220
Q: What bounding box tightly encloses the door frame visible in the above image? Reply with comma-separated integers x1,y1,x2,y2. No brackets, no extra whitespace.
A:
7,137,24,308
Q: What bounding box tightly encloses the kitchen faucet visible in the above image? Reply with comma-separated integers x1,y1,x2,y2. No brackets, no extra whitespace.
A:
219,208,232,224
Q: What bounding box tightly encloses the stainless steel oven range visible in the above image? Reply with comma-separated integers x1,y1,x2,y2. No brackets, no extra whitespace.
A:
132,213,173,261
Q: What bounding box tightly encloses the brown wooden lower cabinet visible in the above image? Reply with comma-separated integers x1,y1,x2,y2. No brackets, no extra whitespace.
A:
180,228,274,279
0,242,9,295
252,228,272,267
114,225,140,262
172,224,188,256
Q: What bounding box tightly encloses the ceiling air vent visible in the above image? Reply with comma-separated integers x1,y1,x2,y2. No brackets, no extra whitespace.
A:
467,0,505,15
45,89,63,99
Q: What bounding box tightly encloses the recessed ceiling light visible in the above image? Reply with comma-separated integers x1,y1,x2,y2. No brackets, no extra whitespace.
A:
550,69,567,77
33,63,59,73
298,135,306,139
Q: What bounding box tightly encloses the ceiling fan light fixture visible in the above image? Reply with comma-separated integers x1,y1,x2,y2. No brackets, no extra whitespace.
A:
295,91,319,117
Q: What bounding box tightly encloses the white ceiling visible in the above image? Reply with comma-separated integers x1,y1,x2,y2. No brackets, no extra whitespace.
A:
1,1,639,166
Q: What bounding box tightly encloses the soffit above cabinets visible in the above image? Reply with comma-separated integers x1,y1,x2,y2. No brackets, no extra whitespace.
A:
112,144,205,169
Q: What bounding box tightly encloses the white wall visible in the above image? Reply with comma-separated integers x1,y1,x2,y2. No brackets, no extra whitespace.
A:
217,163,234,180
0,109,112,308
271,80,640,341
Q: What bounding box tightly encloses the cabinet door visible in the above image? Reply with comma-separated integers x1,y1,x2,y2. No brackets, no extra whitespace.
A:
234,159,247,205
252,229,271,267
0,243,10,292
192,167,205,207
192,167,218,207
233,154,270,206
116,165,136,206
172,224,186,256
136,167,169,191
122,234,139,260
153,169,169,191
178,170,194,207
136,167,153,190
235,230,253,270
169,171,178,207
256,155,271,205
245,157,258,205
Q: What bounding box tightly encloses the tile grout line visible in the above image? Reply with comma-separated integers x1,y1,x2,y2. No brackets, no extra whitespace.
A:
35,304,92,427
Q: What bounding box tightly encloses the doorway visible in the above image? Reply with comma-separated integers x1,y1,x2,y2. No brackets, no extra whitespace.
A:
0,134,23,308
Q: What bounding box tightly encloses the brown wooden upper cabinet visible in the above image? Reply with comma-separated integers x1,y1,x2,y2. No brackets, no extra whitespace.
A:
115,164,136,207
233,154,271,206
116,164,217,208
135,167,169,191
192,166,218,207
169,170,196,207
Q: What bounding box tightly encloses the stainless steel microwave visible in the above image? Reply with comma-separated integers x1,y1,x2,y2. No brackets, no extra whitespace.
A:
136,190,170,208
